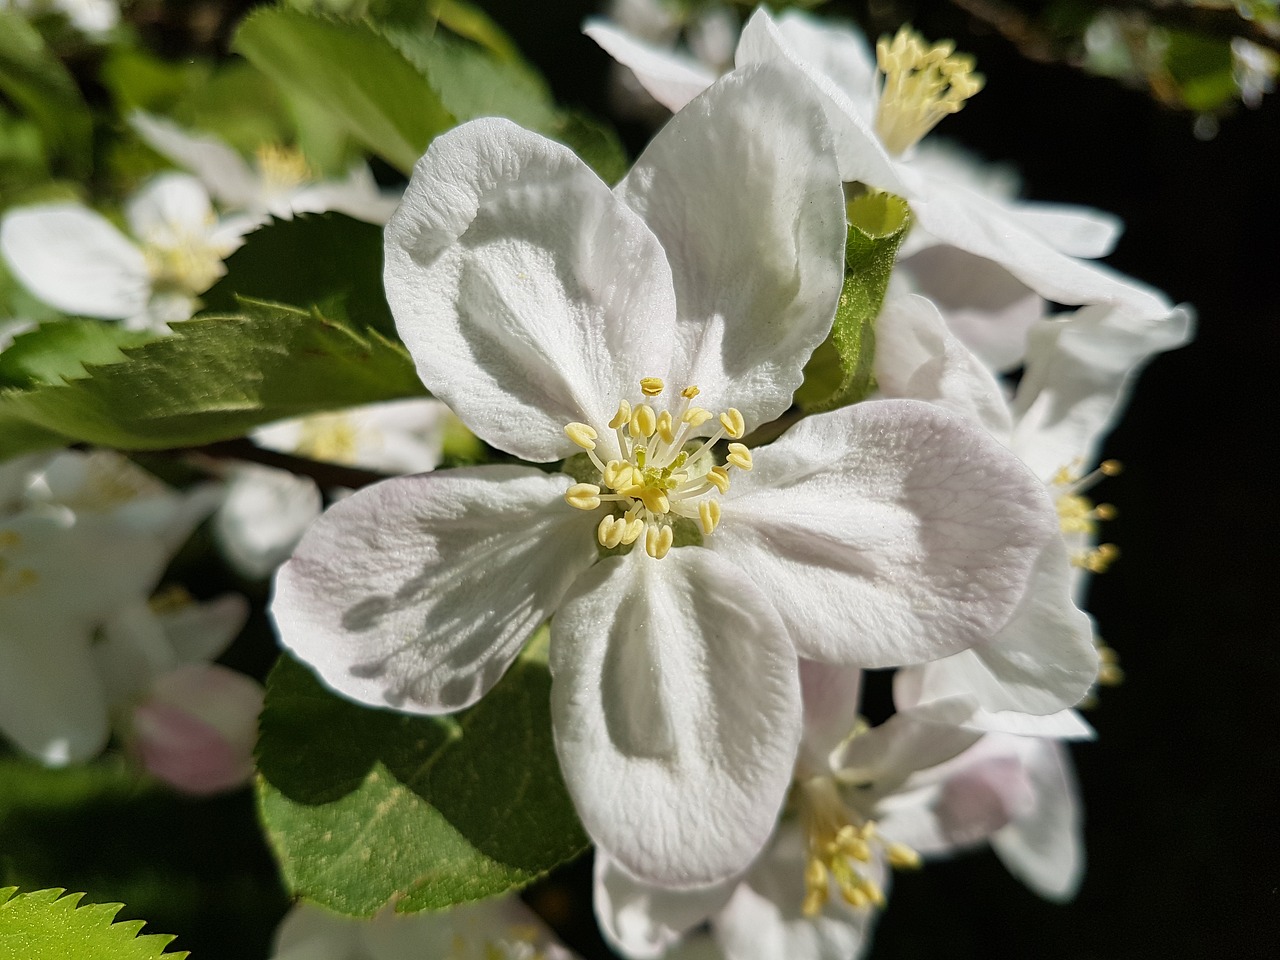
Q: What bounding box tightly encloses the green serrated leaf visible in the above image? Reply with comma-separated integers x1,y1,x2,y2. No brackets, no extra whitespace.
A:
0,321,157,389
202,213,395,339
0,888,187,960
256,631,589,915
234,8,454,174
0,13,92,180
0,302,428,457
795,192,911,413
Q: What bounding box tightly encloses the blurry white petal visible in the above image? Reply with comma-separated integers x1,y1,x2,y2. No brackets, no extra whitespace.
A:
215,464,322,580
131,112,261,209
585,19,719,112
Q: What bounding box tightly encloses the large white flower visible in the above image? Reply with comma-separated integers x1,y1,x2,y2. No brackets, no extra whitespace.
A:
273,65,1060,887
0,173,251,331
587,8,1170,320
0,449,227,764
131,112,401,226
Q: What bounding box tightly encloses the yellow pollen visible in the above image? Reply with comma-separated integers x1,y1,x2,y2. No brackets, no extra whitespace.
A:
1100,459,1123,476
1074,543,1120,573
630,404,657,439
719,408,746,439
295,413,361,465
598,515,626,549
565,483,602,511
255,143,312,190
726,442,753,471
639,377,664,397
706,466,731,494
565,422,598,450
144,238,226,295
698,499,721,535
681,385,700,399
645,524,673,560
603,460,634,490
682,407,713,427
609,401,632,430
656,410,676,444
1096,643,1125,686
874,26,984,156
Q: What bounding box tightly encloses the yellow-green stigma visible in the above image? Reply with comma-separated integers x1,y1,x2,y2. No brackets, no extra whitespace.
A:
875,26,984,156
562,378,752,559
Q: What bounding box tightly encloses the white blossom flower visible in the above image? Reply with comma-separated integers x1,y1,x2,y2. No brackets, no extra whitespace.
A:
595,664,1083,960
588,8,1170,319
0,449,227,764
131,112,401,226
270,896,579,960
273,66,1061,888
0,173,251,331
0,0,118,37
215,464,323,580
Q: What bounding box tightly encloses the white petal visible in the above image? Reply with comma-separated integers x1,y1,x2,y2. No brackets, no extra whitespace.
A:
215,464,322,580
990,740,1084,901
550,547,801,886
585,19,718,113
1011,303,1195,478
710,400,1057,666
891,539,1098,718
734,8,904,192
873,292,1014,437
797,660,863,774
0,203,150,319
160,592,250,663
125,172,217,242
594,853,737,960
270,904,364,960
1007,202,1123,259
288,165,401,225
714,823,880,960
909,175,1172,317
273,466,599,713
772,11,878,115
615,61,846,429
131,112,261,209
385,118,678,462
896,247,1044,372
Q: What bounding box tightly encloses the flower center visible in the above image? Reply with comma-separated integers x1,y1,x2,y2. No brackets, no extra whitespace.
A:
874,26,984,156
798,777,919,917
1050,459,1121,574
562,378,753,560
143,228,228,296
255,143,312,192
293,412,362,465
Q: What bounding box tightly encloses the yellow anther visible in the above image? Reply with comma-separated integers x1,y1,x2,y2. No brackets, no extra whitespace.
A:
886,842,921,869
609,400,633,430
255,143,311,189
656,410,676,444
874,26,983,155
861,879,887,908
682,407,713,427
630,404,657,439
603,460,634,490
564,483,602,511
835,825,872,863
598,515,626,549
621,516,645,545
841,885,870,909
719,408,745,439
638,487,670,515
645,524,674,560
802,858,830,918
1076,543,1120,574
726,442,753,471
1094,503,1117,521
640,377,664,397
681,385,700,399
706,466,731,494
698,499,721,535
564,422,598,450
1100,459,1123,476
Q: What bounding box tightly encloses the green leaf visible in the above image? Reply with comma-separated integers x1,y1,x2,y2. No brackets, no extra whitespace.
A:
234,8,453,174
554,112,630,185
0,888,187,960
432,0,522,62
0,321,156,389
0,12,92,179
202,213,395,339
795,191,911,413
0,302,427,458
1164,30,1237,112
256,631,589,915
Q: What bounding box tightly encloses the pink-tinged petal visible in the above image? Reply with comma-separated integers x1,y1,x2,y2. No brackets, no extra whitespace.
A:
734,9,904,193
0,203,150,319
273,466,599,713
714,824,881,960
551,547,801,887
711,400,1058,667
133,663,264,795
873,292,1014,436
1007,202,1123,259
615,62,846,430
797,660,863,774
896,247,1044,372
891,539,1098,719
585,19,718,113
594,853,737,960
990,739,1084,901
1011,303,1195,479
131,112,261,209
385,118,677,463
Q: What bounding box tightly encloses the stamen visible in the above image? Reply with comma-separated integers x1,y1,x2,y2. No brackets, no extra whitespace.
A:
726,442,753,471
681,385,700,399
874,26,983,156
719,408,746,439
645,524,674,560
630,405,657,439
656,411,676,445
698,499,721,535
682,407,713,427
706,466,730,494
603,460,634,490
640,377,665,397
598,515,626,549
564,422,598,450
608,401,632,430
565,483,602,511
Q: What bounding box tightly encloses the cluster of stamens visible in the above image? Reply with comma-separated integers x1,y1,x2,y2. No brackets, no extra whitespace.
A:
799,778,919,918
0,529,38,598
294,412,362,465
143,228,227,296
255,143,313,192
1051,459,1122,574
874,26,984,156
562,378,753,560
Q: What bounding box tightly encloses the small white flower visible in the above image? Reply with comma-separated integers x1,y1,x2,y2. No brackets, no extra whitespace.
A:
214,464,323,581
273,66,1061,887
131,112,401,226
0,174,250,331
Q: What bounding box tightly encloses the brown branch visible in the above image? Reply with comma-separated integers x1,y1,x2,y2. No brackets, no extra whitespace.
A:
164,437,390,492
